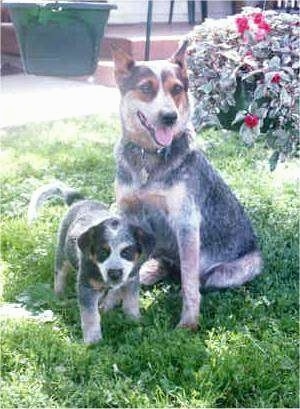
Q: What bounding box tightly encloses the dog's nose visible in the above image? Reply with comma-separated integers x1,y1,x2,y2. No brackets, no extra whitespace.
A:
159,111,178,127
108,269,123,282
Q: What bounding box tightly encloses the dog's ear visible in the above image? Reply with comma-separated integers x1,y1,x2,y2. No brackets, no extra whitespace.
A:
111,45,135,86
131,226,155,257
77,226,97,255
170,40,188,70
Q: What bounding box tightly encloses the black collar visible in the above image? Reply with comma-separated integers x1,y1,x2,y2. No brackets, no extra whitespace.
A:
123,131,191,163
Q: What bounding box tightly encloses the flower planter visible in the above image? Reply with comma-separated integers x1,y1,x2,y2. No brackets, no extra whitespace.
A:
3,1,117,76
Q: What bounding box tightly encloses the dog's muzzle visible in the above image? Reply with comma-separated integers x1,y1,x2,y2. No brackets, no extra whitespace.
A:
137,110,176,147
107,268,123,283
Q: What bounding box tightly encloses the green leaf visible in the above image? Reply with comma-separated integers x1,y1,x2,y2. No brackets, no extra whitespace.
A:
254,84,266,100
239,123,256,145
200,81,213,94
269,150,280,171
280,88,292,106
232,110,246,125
255,108,268,120
268,56,281,71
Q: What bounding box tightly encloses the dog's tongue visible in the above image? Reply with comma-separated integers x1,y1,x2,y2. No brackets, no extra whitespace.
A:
155,127,174,147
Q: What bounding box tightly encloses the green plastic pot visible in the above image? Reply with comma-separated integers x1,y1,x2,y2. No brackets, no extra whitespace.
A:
4,1,117,76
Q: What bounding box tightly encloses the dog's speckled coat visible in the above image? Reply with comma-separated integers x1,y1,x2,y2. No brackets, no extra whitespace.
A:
28,182,143,344
112,42,263,330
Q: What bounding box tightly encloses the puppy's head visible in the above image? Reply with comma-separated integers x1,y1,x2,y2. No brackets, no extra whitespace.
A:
112,41,190,150
78,217,153,289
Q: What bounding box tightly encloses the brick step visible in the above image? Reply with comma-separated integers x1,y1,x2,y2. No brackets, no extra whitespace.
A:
1,22,187,60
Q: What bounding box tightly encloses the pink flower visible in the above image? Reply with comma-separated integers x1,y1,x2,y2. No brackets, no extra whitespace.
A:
255,29,267,41
271,73,281,84
235,16,249,34
244,113,259,128
245,50,253,57
258,20,271,33
253,12,263,25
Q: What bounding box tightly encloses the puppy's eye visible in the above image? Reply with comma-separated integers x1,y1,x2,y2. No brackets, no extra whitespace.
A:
120,245,136,261
98,247,111,262
171,84,184,96
138,82,153,95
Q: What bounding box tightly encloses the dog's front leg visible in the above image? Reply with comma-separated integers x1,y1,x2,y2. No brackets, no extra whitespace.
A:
174,215,201,330
78,284,102,344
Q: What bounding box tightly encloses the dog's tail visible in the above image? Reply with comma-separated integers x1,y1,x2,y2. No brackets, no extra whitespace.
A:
28,181,84,223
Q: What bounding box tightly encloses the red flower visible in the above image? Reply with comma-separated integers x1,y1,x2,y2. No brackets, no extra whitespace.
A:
271,73,281,84
258,20,271,32
244,113,259,128
253,12,263,25
235,16,249,34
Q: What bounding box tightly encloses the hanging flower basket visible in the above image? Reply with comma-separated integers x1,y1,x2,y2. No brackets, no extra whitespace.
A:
3,1,117,76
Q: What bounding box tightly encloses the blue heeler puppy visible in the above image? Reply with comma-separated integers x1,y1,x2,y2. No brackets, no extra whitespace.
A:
28,182,146,344
112,42,263,331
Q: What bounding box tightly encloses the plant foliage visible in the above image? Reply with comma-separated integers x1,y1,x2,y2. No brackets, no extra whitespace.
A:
187,7,299,169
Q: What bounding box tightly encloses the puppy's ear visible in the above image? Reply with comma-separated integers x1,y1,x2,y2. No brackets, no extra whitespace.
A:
111,45,135,86
131,226,155,257
169,40,188,70
77,226,97,255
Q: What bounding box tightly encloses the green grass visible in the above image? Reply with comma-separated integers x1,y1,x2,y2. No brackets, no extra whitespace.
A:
1,116,298,408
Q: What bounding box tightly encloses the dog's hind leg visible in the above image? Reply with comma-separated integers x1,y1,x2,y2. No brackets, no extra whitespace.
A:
200,250,263,291
54,256,72,296
139,258,169,286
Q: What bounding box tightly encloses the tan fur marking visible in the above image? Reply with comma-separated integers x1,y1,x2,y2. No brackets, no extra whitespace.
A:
117,182,187,216
89,254,97,264
133,77,159,102
89,278,105,291
162,76,189,110
165,183,187,215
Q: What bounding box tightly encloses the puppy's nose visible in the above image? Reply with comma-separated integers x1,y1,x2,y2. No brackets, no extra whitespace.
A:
159,111,178,127
108,269,123,282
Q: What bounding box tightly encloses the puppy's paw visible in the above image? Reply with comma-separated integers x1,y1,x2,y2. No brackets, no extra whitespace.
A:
101,289,122,312
54,287,64,298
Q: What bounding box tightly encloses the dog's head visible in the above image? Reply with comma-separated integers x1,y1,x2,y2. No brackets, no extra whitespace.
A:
112,41,190,150
77,217,153,289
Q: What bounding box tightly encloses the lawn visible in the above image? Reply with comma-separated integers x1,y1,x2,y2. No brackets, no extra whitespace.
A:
0,116,298,408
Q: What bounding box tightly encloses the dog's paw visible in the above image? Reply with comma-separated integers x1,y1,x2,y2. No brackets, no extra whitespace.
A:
83,331,102,345
139,259,167,286
176,320,199,332
124,309,140,321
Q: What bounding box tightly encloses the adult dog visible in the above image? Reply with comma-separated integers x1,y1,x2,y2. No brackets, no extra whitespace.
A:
112,42,262,330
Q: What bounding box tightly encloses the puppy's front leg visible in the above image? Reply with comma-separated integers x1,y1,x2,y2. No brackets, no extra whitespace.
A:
175,219,201,330
78,284,102,344
122,279,140,320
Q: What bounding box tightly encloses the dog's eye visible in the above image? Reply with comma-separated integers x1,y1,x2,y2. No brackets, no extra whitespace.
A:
120,245,136,261
138,82,153,95
98,247,111,262
171,84,184,96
